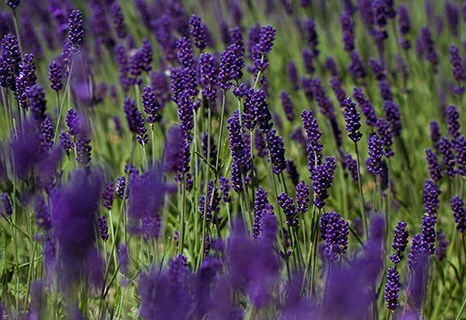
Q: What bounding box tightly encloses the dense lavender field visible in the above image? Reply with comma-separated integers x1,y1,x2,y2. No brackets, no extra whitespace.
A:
0,0,465,319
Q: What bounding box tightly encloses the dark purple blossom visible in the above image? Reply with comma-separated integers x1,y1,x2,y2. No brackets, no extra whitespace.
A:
59,131,74,157
302,49,315,75
189,15,206,50
367,134,384,175
98,216,109,241
303,18,318,56
219,177,231,203
341,11,354,52
421,215,437,254
420,27,438,66
376,118,394,158
49,60,63,92
348,51,366,79
278,192,298,227
29,84,47,123
430,120,441,148
445,1,459,37
425,149,442,182
102,182,115,210
123,97,148,145
199,52,217,101
267,129,286,174
423,179,440,216
68,9,84,46
383,100,402,137
449,45,466,89
115,176,126,200
110,2,127,39
330,77,346,107
456,135,466,176
343,97,362,142
438,136,456,177
75,135,92,168
389,221,409,264
312,157,336,209
280,91,295,121
142,86,161,125
296,180,310,214
352,87,377,127
451,196,466,232
446,105,461,140
385,267,401,311
320,211,349,261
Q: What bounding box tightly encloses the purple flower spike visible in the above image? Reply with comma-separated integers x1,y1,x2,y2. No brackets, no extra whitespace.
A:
430,121,441,147
312,157,336,209
123,97,148,145
28,84,47,123
456,135,466,176
348,51,366,79
398,5,411,36
383,100,402,137
303,18,318,56
98,216,109,241
341,11,354,52
59,131,74,157
423,179,440,216
367,134,384,176
142,86,161,125
389,221,409,264
425,149,442,182
110,2,127,40
267,129,286,175
385,267,401,311
115,176,126,200
353,87,377,127
451,196,466,232
49,60,63,92
76,135,92,168
420,27,438,67
68,9,84,46
66,108,80,136
421,215,437,254
189,15,206,50
280,91,295,121
102,182,115,210
343,97,362,142
438,136,456,177
199,180,220,222
278,192,298,227
320,211,349,261
446,105,461,140
199,52,218,101
219,177,231,203
295,180,310,214
449,45,466,87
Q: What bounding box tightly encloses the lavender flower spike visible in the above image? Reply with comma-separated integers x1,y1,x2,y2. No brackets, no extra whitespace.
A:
389,221,409,264
68,9,84,46
451,196,466,232
343,97,362,142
